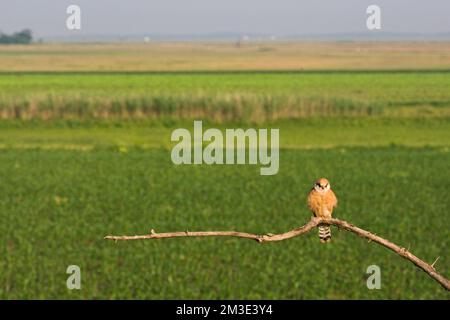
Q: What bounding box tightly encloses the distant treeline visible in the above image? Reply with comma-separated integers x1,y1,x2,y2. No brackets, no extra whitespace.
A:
0,29,33,44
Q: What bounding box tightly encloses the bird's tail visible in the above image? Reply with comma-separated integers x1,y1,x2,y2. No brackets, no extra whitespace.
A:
318,224,331,243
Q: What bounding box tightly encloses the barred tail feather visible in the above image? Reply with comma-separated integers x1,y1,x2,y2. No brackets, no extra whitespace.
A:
318,224,331,243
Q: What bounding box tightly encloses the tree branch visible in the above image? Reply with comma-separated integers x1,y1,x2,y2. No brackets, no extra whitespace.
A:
104,217,449,291
325,218,449,291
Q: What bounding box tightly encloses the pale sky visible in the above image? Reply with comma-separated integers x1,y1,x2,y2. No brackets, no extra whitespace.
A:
0,0,449,38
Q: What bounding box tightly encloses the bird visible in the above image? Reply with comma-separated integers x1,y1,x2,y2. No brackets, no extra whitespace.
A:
307,178,338,243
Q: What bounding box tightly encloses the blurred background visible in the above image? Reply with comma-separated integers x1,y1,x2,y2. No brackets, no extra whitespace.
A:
0,1,449,299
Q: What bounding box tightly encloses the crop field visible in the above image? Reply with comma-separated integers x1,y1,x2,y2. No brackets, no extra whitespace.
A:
0,43,449,299
1,71,450,122
0,147,449,299
1,42,450,71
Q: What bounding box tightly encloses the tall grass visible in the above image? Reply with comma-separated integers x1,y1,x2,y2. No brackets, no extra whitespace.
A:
1,71,449,122
0,93,416,122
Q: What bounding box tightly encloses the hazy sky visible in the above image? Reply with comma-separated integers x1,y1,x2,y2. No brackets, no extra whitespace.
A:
1,0,449,37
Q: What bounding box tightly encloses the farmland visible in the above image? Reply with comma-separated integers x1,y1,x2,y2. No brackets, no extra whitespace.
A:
1,71,450,122
0,43,449,299
0,147,449,299
1,42,450,72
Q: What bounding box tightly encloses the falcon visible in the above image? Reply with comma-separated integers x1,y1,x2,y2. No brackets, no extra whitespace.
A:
307,178,338,243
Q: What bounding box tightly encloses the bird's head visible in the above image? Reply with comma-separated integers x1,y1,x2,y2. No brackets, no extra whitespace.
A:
314,178,330,193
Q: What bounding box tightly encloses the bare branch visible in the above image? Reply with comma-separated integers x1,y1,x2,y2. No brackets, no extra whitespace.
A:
104,217,449,291
105,217,321,243
324,218,449,291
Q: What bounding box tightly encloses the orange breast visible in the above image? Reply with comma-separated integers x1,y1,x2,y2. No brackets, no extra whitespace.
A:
307,189,336,218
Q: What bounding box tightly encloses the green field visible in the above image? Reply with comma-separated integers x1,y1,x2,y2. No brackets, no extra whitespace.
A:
0,147,448,299
0,43,449,299
1,72,450,121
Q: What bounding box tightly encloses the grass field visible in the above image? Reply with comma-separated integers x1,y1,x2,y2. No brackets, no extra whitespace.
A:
0,118,449,150
1,42,450,71
1,71,450,121
0,43,449,299
0,147,448,299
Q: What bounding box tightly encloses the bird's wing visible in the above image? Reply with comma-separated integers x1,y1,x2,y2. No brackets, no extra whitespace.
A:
307,189,319,216
330,189,338,208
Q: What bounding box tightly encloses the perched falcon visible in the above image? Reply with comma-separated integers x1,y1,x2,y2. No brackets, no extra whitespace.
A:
307,178,338,243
